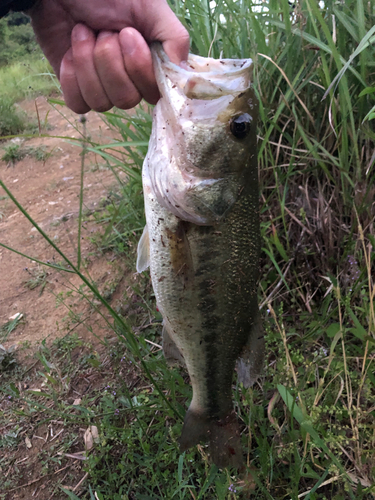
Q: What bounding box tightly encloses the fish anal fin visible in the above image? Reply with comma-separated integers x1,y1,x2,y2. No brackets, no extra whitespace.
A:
179,409,244,469
136,224,150,273
237,314,265,388
162,322,186,367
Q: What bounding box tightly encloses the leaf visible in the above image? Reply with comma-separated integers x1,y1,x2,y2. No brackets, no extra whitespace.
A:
358,87,375,98
178,452,184,484
349,328,366,341
197,465,218,500
277,384,305,425
326,323,341,338
271,230,289,262
60,488,82,500
9,382,20,397
323,24,375,98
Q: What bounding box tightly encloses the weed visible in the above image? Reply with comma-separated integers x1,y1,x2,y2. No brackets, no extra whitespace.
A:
0,96,25,137
0,313,23,343
0,57,58,102
1,143,52,166
0,344,17,372
28,145,52,162
1,142,26,165
23,265,48,294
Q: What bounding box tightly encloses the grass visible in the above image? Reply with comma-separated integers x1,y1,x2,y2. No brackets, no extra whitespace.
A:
1,144,52,166
0,55,58,139
0,56,58,103
23,265,48,295
0,313,24,343
0,0,374,498
0,96,26,137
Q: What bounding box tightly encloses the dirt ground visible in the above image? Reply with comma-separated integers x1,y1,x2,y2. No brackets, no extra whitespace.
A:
0,98,143,499
0,97,133,353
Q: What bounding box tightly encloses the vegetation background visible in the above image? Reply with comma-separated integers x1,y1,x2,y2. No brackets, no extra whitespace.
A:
0,0,374,499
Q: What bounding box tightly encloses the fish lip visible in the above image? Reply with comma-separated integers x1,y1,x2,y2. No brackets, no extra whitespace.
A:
151,42,253,79
151,42,254,101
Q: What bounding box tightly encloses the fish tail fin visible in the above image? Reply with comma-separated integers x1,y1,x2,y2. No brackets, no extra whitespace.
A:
179,409,244,469
208,412,244,469
179,409,210,452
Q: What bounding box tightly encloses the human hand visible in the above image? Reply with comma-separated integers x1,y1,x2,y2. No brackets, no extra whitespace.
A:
28,0,189,113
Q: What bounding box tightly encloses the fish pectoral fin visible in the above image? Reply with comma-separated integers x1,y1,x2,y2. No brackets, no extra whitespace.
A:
162,322,186,367
236,315,265,388
136,224,150,273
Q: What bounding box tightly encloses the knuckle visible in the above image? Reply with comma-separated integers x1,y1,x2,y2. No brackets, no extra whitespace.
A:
113,93,141,110
94,37,117,61
93,102,112,113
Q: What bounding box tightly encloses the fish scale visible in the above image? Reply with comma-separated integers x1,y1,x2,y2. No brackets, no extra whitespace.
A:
137,43,264,468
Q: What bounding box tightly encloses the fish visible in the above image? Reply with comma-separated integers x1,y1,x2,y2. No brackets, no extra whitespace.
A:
137,43,264,469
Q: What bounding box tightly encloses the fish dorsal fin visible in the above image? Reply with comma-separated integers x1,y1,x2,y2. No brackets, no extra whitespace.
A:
136,224,150,273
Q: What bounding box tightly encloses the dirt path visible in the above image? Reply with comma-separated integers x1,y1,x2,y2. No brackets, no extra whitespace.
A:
0,97,132,352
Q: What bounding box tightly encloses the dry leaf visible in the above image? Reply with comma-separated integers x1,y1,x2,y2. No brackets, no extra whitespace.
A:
73,398,82,406
84,428,93,451
25,437,32,449
84,425,99,451
90,425,99,443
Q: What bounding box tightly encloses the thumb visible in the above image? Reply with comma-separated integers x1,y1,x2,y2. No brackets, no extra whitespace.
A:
161,17,190,64
138,0,190,64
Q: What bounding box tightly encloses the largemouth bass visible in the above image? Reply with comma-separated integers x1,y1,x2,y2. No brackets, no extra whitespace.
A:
137,43,264,468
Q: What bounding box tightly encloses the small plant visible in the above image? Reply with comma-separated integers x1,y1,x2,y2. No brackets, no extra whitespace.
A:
1,144,51,166
23,265,48,293
0,96,25,137
28,145,52,162
0,344,17,372
0,313,23,342
1,142,26,165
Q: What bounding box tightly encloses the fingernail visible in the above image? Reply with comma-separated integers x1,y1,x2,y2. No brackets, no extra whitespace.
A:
72,24,90,42
120,28,136,56
97,31,113,40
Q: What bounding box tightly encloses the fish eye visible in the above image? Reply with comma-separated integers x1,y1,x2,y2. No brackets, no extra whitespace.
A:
230,113,252,139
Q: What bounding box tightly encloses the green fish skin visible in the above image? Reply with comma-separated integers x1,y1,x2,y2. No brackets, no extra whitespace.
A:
137,43,264,469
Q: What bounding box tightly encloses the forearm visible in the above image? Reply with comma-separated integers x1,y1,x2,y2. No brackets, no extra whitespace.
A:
0,0,37,17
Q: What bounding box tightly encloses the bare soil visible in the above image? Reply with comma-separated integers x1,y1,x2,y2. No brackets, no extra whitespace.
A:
0,97,132,352
0,97,142,499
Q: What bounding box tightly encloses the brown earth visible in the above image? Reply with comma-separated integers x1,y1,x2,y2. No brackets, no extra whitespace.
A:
0,97,135,352
0,97,144,499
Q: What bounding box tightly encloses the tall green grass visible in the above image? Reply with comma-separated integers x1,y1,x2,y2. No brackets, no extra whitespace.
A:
0,56,58,102
0,0,374,498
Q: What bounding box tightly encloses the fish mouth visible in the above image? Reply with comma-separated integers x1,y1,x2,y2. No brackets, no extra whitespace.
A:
151,42,253,101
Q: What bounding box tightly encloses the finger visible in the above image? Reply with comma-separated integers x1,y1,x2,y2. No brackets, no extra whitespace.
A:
135,0,190,64
60,48,90,114
119,28,159,105
94,31,142,109
71,24,112,112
